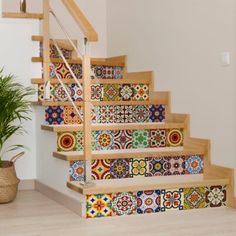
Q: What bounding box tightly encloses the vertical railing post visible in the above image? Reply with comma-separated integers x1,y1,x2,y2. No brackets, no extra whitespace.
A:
82,56,92,183
43,0,51,100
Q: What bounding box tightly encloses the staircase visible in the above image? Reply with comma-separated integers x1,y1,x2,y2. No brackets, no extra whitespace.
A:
3,0,235,218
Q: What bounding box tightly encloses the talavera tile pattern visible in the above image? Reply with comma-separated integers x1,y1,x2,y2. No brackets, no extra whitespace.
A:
69,155,204,181
85,185,227,218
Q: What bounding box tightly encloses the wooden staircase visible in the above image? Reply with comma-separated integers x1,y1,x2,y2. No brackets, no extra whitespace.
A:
3,0,235,218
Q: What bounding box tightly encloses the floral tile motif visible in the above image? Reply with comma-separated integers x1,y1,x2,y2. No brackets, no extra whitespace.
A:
130,158,149,177
149,157,166,176
91,65,103,79
103,84,121,101
114,66,124,79
136,190,161,214
133,105,149,123
149,129,166,148
76,131,84,151
119,84,134,101
206,186,227,208
132,84,149,101
54,63,71,80
94,131,114,150
54,84,71,102
102,66,114,79
114,130,133,150
162,156,185,176
86,194,113,218
91,160,111,180
57,132,77,152
64,106,82,124
115,105,133,123
70,64,83,79
161,188,184,211
49,44,72,59
112,192,137,216
45,106,64,125
110,159,130,179
186,155,204,175
97,105,115,124
91,84,103,101
69,161,85,182
132,130,149,149
70,84,83,101
38,84,54,101
149,105,165,123
167,129,184,147
184,187,206,210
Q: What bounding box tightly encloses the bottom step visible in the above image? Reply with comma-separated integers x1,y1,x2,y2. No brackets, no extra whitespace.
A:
67,175,229,218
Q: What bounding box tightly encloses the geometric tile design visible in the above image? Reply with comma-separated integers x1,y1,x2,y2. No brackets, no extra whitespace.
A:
112,192,137,216
45,106,64,125
91,160,111,180
133,105,149,123
185,155,204,175
132,130,149,149
110,159,130,179
69,161,85,182
40,43,72,59
148,157,166,176
119,84,134,101
103,84,120,101
76,131,84,151
136,190,161,214
114,66,124,79
115,105,133,123
97,105,115,124
149,105,165,122
161,188,184,211
91,84,103,101
38,84,54,101
54,84,70,102
184,187,206,210
132,84,149,101
86,194,113,218
206,186,227,208
64,106,82,124
94,131,114,150
114,130,133,150
70,84,83,101
130,158,149,177
167,129,184,147
57,132,77,152
162,156,185,176
149,129,166,148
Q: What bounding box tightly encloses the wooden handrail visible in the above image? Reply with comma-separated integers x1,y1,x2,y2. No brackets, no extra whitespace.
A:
61,0,98,42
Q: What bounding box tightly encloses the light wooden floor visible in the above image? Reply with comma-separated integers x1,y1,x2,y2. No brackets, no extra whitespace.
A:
0,191,236,236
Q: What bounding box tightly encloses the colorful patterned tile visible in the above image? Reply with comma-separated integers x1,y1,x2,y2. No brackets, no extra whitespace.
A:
38,84,54,101
149,129,167,148
57,132,77,152
161,188,184,211
149,157,166,176
54,63,71,80
136,190,161,214
132,130,149,149
102,66,114,79
115,105,133,123
97,105,115,124
114,66,124,79
45,106,64,125
91,159,111,180
70,64,83,79
103,84,121,101
70,84,83,101
112,192,137,216
186,155,204,175
49,63,57,79
91,84,103,101
76,131,84,151
114,130,133,150
167,129,184,147
49,44,72,59
132,84,149,101
94,131,114,150
64,106,82,124
91,65,103,79
119,84,134,101
110,159,130,179
130,158,149,177
184,187,206,210
133,105,149,123
69,161,85,182
54,84,71,102
86,194,113,218
162,156,185,176
149,105,165,122
206,186,226,208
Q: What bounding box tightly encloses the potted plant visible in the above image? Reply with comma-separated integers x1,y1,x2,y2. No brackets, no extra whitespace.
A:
0,70,34,203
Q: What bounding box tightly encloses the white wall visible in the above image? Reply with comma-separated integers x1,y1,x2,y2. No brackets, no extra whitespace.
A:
0,17,40,180
107,0,236,194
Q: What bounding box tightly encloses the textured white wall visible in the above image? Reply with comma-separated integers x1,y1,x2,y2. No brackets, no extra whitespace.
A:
107,0,236,194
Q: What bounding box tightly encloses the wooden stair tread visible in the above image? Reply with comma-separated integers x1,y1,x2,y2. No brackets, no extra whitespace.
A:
2,12,43,20
53,146,205,161
41,122,184,132
67,175,229,195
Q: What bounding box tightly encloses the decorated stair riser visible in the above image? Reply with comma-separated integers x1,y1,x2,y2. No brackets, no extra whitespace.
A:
49,63,124,80
57,128,184,152
45,104,165,125
38,83,149,102
86,185,227,218
39,42,73,59
70,155,204,181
